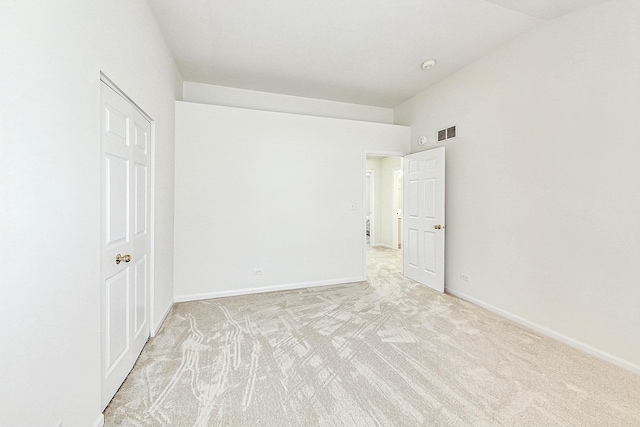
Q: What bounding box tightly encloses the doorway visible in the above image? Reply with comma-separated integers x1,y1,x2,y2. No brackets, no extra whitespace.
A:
365,153,403,278
364,148,446,292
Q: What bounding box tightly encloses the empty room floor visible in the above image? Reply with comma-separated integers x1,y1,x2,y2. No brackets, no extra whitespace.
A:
104,246,640,426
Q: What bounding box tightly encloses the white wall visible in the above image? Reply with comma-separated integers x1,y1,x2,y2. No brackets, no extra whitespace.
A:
366,158,382,244
174,103,409,300
366,157,402,249
380,157,402,249
183,81,394,124
0,2,181,426
394,0,640,370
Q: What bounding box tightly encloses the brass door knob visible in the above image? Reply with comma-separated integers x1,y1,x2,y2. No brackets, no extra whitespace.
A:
115,254,132,264
434,224,442,230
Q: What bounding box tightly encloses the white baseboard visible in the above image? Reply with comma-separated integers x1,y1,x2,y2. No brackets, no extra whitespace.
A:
174,276,365,303
446,288,640,376
151,300,173,337
93,414,104,427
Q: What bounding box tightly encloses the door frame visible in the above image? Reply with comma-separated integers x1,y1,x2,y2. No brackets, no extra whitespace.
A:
362,150,404,279
392,167,402,250
99,72,158,338
366,170,375,246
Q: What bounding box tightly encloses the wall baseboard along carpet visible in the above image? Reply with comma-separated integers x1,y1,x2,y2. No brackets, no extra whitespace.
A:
446,288,640,376
173,276,365,304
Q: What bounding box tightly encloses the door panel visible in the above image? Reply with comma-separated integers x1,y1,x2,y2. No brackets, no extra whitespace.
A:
105,155,129,245
134,123,148,154
402,147,445,292
134,255,147,336
408,228,419,267
105,104,129,144
101,82,150,410
425,158,437,170
424,231,436,274
408,180,419,217
134,163,147,236
424,178,436,219
105,270,130,373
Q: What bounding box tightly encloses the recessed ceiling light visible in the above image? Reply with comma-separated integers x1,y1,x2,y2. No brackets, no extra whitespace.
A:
421,59,436,70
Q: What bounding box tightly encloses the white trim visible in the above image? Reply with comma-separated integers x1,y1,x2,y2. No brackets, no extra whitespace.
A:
365,150,405,158
392,166,402,250
174,277,365,303
446,288,640,376
93,414,105,427
100,72,152,122
149,119,157,336
151,300,173,337
365,170,375,247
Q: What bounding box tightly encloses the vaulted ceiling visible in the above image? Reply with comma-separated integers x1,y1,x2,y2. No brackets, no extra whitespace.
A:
147,0,609,107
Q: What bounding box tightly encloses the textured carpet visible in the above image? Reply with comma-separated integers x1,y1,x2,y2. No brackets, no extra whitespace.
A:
104,247,640,426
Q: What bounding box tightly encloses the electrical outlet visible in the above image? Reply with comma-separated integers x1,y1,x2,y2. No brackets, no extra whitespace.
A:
460,273,470,282
253,268,262,275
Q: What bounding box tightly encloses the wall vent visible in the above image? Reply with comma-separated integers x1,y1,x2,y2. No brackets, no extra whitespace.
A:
437,125,457,142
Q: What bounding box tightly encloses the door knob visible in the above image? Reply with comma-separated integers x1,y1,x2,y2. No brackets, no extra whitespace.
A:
434,224,442,230
115,254,132,264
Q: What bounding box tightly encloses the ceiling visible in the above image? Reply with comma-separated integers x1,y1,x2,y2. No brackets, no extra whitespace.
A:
147,0,609,107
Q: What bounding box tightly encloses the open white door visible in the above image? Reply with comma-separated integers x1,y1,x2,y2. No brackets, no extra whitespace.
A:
402,147,445,292
100,82,151,409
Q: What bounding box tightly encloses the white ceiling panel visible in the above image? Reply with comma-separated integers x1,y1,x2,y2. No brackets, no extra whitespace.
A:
147,0,609,107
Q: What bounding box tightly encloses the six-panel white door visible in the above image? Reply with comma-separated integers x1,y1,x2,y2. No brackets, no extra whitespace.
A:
402,147,445,292
101,82,150,410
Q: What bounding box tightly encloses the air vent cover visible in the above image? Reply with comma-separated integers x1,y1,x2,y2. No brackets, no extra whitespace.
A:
447,126,456,138
437,125,457,142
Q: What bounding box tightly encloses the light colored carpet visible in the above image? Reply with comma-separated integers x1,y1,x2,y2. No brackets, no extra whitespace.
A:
104,247,640,426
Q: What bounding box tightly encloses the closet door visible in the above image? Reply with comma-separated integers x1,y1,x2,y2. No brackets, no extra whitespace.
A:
100,82,150,410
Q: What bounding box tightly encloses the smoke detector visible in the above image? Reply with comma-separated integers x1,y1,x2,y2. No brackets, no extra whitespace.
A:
421,59,436,70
